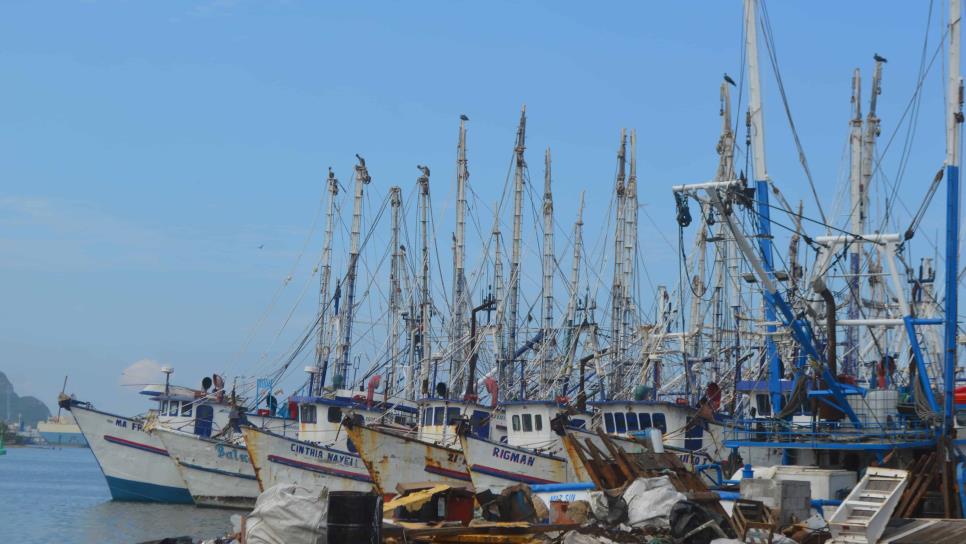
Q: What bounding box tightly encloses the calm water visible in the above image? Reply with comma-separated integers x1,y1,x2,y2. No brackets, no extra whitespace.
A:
0,446,236,543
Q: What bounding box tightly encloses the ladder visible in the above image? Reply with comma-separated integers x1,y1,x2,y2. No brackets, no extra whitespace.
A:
828,468,909,544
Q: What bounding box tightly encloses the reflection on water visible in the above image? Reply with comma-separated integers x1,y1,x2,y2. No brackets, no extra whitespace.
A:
0,447,235,543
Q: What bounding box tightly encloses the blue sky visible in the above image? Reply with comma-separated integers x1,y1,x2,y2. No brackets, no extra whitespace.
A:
0,0,957,414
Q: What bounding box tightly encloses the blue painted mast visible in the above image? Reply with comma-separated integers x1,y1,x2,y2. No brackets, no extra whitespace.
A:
743,0,783,415
944,0,962,434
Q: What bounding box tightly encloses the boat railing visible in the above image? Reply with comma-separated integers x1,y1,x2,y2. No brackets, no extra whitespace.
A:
724,416,936,446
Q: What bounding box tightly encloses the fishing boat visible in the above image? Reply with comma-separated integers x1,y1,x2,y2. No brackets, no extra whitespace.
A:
342,397,505,497
65,368,248,503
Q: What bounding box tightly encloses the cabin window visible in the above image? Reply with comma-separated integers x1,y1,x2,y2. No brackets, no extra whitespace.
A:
181,401,193,417
755,394,771,417
626,412,639,431
422,408,432,426
957,411,966,427
327,407,342,423
570,418,586,429
652,413,667,434
685,417,704,451
300,404,317,424
638,413,652,430
614,412,627,434
168,401,180,417
446,407,461,424
512,415,521,431
433,407,445,426
522,413,533,432
534,414,543,431
159,400,168,414
604,413,615,433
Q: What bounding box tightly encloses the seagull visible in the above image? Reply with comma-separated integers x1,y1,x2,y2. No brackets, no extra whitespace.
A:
417,164,430,177
873,53,888,63
460,114,469,121
257,244,264,250
723,73,736,86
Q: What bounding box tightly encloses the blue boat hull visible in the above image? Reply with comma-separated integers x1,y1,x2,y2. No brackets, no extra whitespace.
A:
104,475,194,504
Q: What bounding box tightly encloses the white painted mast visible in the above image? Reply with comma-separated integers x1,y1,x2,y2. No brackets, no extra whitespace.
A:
387,186,403,398
846,68,863,376
744,0,782,411
508,106,527,398
314,168,339,395
417,166,433,397
541,147,555,391
334,155,371,389
450,116,470,397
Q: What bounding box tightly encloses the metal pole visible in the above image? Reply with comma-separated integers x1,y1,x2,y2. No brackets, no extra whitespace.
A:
944,0,962,434
744,0,782,414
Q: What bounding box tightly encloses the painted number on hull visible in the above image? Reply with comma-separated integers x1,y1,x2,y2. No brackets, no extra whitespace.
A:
447,452,464,464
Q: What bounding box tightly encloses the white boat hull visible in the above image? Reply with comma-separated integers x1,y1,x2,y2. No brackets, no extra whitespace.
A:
461,429,647,494
156,427,259,509
344,423,471,496
70,403,192,503
242,426,373,494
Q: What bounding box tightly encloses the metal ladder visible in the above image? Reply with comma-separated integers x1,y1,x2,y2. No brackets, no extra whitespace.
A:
828,468,909,544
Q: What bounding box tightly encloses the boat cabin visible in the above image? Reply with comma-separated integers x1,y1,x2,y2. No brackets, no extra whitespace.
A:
416,398,502,447
503,401,563,451
591,400,709,452
292,392,419,448
140,383,234,439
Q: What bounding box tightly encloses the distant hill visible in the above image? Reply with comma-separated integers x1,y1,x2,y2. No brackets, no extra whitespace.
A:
0,371,51,427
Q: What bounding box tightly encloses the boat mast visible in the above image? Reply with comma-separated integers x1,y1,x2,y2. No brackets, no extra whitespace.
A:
387,186,403,398
744,0,782,413
846,68,863,377
492,207,506,380
334,154,371,389
610,130,628,397
541,147,555,393
508,106,527,399
450,116,470,398
943,0,962,433
563,193,585,397
315,168,339,394
624,130,638,383
417,166,432,397
712,81,736,385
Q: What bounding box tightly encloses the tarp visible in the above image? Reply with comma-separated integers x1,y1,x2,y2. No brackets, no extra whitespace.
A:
245,484,328,544
622,476,686,529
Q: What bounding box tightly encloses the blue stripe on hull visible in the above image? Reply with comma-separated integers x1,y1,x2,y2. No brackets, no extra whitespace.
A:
104,475,194,504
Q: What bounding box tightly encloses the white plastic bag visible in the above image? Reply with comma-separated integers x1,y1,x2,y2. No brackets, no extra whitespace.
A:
622,476,686,529
245,484,328,544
